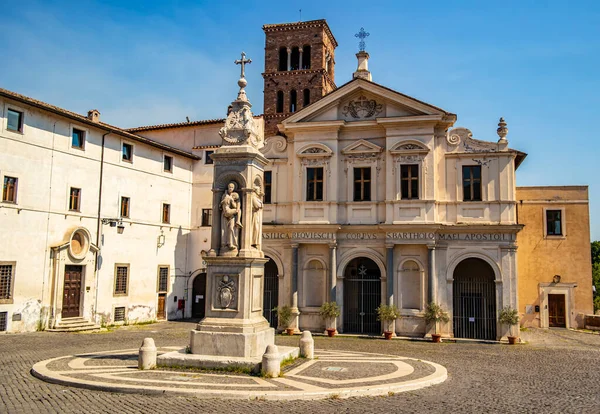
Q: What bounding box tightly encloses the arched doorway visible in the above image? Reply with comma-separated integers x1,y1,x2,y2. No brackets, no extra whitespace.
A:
453,258,497,340
192,273,206,319
263,258,279,328
343,257,381,334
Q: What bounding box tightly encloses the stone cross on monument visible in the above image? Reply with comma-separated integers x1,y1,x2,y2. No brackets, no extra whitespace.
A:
188,52,275,361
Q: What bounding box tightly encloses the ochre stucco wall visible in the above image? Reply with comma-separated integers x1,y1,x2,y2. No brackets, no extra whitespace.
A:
516,186,593,328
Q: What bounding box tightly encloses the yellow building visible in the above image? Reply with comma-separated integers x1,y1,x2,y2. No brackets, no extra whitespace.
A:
516,186,593,329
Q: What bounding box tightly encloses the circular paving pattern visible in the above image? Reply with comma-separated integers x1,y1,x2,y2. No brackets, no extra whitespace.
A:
32,347,447,400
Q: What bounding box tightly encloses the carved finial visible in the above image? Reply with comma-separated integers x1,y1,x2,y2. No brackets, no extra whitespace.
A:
355,27,370,52
497,117,508,142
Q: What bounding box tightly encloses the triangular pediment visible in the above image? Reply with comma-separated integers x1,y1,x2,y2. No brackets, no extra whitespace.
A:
282,78,452,126
341,139,383,155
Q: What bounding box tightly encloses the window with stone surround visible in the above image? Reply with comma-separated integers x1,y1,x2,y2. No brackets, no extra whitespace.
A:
71,128,85,149
353,167,371,202
122,142,133,162
546,210,563,236
114,265,129,296
401,165,419,200
462,165,482,201
201,209,212,227
113,306,125,322
264,171,272,204
0,263,15,303
69,187,81,211
2,176,18,203
163,155,173,173
306,167,324,201
7,108,23,132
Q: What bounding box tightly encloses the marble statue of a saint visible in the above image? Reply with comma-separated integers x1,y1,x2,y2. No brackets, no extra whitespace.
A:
251,185,263,249
220,182,242,251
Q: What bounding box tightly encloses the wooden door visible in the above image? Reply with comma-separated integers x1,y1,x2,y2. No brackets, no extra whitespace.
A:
192,273,207,319
62,265,83,318
548,294,566,327
157,294,166,319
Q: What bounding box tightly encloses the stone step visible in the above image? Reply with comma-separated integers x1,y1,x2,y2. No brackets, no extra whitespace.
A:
47,324,101,333
56,318,87,326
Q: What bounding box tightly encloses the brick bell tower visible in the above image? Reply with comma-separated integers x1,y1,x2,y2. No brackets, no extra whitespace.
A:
262,19,338,137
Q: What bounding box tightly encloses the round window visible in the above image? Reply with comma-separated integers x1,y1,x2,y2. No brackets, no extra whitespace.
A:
69,228,90,260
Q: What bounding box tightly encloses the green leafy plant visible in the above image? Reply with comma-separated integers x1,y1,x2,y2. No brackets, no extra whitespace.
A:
376,304,401,322
424,302,449,334
498,306,519,327
274,305,293,328
319,302,341,319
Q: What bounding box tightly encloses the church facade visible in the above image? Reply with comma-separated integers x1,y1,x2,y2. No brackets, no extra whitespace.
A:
0,19,593,338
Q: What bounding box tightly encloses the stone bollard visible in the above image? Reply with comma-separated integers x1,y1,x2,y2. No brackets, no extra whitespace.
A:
138,337,157,370
261,344,281,377
299,331,314,359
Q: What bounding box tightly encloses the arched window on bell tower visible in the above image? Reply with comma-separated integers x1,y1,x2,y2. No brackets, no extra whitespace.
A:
303,89,310,107
290,47,300,70
276,91,284,113
278,47,287,71
289,90,297,113
302,45,311,69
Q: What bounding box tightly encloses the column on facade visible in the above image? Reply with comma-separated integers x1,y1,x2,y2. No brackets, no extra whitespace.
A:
329,243,337,302
287,48,292,71
427,245,436,303
299,49,303,70
386,245,394,305
291,244,299,309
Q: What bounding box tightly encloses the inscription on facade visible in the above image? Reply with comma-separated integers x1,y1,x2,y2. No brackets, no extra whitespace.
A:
263,232,514,242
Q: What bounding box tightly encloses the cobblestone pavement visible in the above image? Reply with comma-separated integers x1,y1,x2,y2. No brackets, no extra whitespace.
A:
1,322,600,413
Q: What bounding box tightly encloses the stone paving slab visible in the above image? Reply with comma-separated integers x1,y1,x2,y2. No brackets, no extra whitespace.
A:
31,347,447,400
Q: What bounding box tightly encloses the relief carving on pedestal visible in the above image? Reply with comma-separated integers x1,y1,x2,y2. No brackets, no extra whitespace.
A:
217,275,237,309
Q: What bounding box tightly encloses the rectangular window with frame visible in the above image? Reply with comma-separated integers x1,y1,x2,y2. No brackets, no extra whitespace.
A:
0,312,6,332
114,265,129,295
462,165,482,201
400,165,419,200
264,171,272,204
2,176,18,203
7,109,23,132
72,128,85,149
120,196,130,218
546,210,563,236
163,155,173,172
201,208,212,227
0,264,14,303
162,203,171,224
306,167,324,201
69,187,81,211
205,150,214,164
353,167,371,202
157,266,169,293
122,142,133,162
113,306,125,322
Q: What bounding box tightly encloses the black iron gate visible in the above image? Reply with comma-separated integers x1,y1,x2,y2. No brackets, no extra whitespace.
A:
453,258,497,340
343,258,381,334
263,258,279,328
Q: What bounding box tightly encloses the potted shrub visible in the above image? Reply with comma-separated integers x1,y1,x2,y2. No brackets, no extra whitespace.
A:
319,302,340,337
498,306,519,345
376,304,401,340
274,305,294,335
424,302,449,343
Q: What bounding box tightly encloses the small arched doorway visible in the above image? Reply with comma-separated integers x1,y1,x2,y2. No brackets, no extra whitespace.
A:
192,273,207,319
263,258,279,328
453,258,497,340
343,257,381,334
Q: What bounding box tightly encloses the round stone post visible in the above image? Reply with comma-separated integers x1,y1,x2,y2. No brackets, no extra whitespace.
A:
138,338,157,370
261,344,281,377
299,331,314,359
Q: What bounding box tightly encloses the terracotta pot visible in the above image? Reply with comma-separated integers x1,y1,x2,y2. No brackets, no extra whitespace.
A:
326,328,336,337
431,333,442,343
383,331,393,340
286,328,295,336
507,336,517,345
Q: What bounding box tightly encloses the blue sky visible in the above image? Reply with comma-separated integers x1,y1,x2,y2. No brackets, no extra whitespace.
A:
2,1,599,239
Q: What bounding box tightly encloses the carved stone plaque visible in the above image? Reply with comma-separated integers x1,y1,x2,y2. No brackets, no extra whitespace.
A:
214,274,239,311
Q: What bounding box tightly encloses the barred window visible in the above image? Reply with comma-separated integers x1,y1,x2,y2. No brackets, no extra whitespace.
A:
114,265,128,295
157,266,169,292
0,265,13,301
0,312,6,331
114,307,125,322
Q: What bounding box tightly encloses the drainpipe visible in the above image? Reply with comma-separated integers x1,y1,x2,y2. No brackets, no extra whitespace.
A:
93,132,110,319
41,121,57,317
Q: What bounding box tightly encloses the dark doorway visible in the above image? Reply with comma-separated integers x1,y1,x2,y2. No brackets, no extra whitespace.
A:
192,273,207,319
263,258,279,328
548,294,566,327
453,258,497,340
343,257,381,334
157,293,166,320
62,265,83,318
